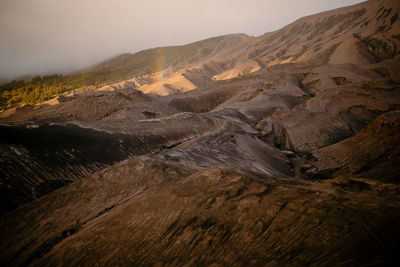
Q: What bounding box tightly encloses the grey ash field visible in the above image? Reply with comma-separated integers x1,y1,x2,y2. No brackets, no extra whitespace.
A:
1,0,400,266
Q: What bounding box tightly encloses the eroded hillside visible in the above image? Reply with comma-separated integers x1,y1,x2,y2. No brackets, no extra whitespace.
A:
1,0,400,266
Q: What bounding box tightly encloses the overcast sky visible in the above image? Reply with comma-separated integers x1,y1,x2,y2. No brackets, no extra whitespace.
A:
0,0,365,82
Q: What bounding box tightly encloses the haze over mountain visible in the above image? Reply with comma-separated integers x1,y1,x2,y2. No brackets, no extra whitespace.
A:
1,0,400,266
0,0,364,82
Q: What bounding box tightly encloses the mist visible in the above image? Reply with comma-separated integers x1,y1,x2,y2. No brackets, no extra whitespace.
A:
0,0,364,82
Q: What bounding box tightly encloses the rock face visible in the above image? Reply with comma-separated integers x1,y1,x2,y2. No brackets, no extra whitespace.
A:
1,0,400,266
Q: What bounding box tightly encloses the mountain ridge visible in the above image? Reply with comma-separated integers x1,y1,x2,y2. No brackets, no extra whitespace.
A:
2,0,399,106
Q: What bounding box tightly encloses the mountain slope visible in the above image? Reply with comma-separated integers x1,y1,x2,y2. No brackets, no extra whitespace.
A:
1,157,399,266
1,0,399,105
73,0,400,96
1,0,400,266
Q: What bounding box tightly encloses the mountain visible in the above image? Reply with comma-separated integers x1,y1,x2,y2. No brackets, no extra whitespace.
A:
1,0,400,266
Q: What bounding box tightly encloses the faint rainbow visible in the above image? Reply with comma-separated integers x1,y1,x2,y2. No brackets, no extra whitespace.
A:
155,48,168,80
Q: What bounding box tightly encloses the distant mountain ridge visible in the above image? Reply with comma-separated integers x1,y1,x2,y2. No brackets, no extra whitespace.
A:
84,0,400,94
1,0,399,106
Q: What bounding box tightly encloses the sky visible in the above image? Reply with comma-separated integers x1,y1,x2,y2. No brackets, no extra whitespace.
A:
0,0,365,82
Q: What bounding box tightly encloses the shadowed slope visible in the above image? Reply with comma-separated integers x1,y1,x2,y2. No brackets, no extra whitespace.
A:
1,158,399,266
309,111,400,182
